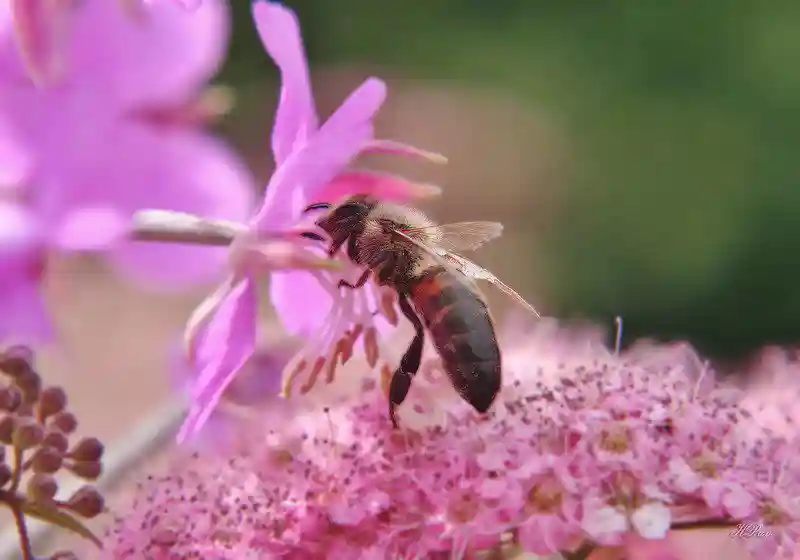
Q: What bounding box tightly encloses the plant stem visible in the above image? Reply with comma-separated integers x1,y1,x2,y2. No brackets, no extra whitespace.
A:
11,503,33,560
130,210,244,246
9,444,23,493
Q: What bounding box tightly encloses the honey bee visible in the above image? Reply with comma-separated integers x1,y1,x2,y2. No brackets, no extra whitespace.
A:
301,195,540,427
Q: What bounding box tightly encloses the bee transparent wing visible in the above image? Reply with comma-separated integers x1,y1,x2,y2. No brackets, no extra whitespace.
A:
401,221,504,253
393,229,541,317
443,252,540,317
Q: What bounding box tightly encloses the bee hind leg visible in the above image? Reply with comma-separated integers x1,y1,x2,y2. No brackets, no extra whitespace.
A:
389,295,425,428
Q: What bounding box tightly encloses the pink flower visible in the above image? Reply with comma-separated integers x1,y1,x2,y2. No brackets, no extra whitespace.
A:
0,0,255,342
10,0,209,87
175,1,442,442
99,320,800,558
171,330,299,451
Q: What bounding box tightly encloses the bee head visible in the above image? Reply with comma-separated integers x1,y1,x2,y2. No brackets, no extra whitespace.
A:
306,195,376,246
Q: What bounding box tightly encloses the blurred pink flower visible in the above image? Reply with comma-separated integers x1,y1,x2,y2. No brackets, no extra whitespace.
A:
0,0,255,343
176,1,442,442
100,320,799,558
10,0,209,87
134,0,204,11
0,0,254,285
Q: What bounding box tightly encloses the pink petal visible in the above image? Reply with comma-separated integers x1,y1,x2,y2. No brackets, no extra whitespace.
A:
312,169,442,205
42,124,254,288
9,0,73,86
518,515,575,555
252,0,317,165
254,78,386,230
176,278,258,442
269,269,334,337
137,0,204,9
0,116,32,188
0,200,41,250
171,339,290,414
51,207,129,251
67,0,229,108
362,139,448,164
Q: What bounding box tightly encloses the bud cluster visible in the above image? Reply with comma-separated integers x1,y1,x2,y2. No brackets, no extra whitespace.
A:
0,346,107,560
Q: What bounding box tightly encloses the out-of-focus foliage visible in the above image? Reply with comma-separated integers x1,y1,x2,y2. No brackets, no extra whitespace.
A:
221,0,800,362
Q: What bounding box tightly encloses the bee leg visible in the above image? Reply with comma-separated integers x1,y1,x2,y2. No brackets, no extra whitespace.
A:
389,295,425,428
327,235,348,257
338,270,371,290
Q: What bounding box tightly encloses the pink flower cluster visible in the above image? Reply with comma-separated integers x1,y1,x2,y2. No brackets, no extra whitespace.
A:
97,321,800,559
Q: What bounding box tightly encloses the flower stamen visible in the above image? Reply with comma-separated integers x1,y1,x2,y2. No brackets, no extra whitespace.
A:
364,327,380,368
379,288,399,326
299,357,326,395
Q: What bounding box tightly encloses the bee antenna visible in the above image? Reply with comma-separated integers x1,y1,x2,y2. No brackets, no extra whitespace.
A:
614,316,623,356
300,231,326,242
303,202,332,214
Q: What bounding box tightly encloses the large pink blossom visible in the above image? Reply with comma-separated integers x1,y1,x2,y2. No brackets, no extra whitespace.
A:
99,320,800,559
175,1,443,442
0,0,255,342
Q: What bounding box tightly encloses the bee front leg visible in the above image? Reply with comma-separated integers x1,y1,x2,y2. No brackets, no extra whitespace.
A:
389,295,425,428
338,270,371,290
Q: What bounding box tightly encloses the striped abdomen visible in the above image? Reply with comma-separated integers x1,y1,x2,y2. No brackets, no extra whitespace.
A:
407,266,502,413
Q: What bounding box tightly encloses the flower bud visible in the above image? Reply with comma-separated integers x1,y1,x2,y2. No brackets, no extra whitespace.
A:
15,370,41,404
0,415,15,444
0,346,34,378
52,412,77,434
0,463,12,487
0,386,22,411
67,460,101,480
64,485,104,518
30,446,63,474
41,429,69,453
13,417,44,450
69,437,103,462
27,473,58,503
14,402,33,417
38,387,67,419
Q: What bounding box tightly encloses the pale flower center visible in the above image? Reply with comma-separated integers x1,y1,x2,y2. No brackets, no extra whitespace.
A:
448,491,481,524
689,453,718,478
526,478,564,514
599,426,631,454
759,500,789,525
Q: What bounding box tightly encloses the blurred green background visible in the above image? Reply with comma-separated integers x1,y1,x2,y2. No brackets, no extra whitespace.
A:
218,1,800,363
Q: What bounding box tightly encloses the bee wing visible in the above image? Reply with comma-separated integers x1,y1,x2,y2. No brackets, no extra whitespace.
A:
401,221,504,253
393,229,541,317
